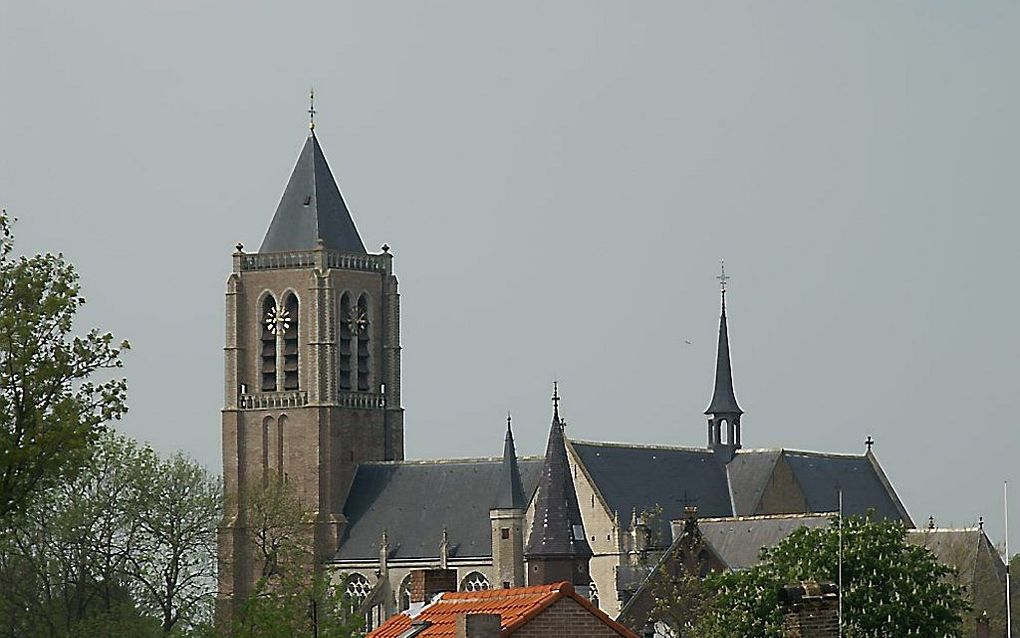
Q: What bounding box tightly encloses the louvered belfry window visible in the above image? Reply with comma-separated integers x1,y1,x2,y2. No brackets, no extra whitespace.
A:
260,296,278,391
339,293,352,391
282,294,299,390
356,294,370,392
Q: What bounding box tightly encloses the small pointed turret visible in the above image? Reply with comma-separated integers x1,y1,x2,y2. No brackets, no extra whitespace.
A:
259,131,367,254
493,413,526,510
706,260,743,460
525,385,593,592
490,413,527,588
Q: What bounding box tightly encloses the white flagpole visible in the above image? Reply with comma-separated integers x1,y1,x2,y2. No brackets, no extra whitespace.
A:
1007,481,1012,638
839,488,843,638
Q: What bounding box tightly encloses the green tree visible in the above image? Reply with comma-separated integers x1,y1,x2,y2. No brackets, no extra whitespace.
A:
695,515,968,637
0,433,220,638
219,478,363,638
0,211,129,522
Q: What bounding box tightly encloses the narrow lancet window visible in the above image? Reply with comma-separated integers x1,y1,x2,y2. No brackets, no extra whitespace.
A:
260,296,278,391
282,294,299,390
356,295,370,391
339,293,352,391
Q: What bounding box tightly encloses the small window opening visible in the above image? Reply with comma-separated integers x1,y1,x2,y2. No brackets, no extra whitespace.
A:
500,528,510,540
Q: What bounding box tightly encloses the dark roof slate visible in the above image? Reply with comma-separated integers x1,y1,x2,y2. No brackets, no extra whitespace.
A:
725,450,781,515
782,451,907,522
694,513,833,570
335,457,543,561
569,441,733,543
525,416,593,559
259,133,367,254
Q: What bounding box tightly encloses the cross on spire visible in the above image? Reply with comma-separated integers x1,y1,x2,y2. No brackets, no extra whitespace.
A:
552,381,561,422
717,258,730,308
865,435,874,452
308,88,317,132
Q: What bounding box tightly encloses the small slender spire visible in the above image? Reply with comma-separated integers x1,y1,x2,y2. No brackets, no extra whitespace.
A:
493,412,526,510
706,263,742,416
552,381,561,423
308,88,317,132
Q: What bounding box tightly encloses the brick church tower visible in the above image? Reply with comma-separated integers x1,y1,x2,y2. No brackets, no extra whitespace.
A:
217,126,403,611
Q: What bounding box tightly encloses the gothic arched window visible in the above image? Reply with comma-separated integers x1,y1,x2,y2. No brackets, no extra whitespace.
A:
282,294,299,390
356,294,370,392
398,575,412,611
339,293,352,391
460,572,490,592
260,296,278,391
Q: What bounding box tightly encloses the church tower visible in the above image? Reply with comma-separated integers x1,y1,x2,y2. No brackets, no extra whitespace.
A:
490,414,526,589
218,121,403,610
706,260,742,461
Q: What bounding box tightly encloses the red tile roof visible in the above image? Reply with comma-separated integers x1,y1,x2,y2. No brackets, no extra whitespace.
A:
367,581,637,638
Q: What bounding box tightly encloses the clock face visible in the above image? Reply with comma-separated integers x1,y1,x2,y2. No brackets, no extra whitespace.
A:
347,307,368,336
264,305,291,334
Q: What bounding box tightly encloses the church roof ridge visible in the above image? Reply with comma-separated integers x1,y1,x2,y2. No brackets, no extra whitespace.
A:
908,526,982,534
693,511,837,524
569,439,711,453
776,447,867,460
358,455,543,467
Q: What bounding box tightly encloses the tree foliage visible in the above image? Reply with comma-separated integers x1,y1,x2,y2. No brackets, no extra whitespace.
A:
694,515,968,637
0,212,129,522
218,477,363,638
0,432,220,637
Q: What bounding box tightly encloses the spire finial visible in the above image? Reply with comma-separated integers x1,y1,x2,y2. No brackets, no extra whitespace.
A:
506,411,512,432
552,381,561,422
865,435,874,453
717,258,730,309
308,88,317,132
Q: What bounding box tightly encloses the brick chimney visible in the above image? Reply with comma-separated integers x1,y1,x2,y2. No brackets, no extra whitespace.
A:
455,613,501,638
409,568,458,604
778,581,839,638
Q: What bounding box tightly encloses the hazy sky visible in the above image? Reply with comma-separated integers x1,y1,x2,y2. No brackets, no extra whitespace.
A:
2,2,1018,544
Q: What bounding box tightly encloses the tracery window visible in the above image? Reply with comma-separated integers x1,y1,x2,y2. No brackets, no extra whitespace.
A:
281,294,299,390
345,573,372,603
460,572,490,592
260,296,278,391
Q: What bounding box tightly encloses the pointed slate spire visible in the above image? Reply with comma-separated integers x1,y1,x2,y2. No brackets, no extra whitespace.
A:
259,133,367,254
493,414,526,510
525,387,593,561
706,266,742,416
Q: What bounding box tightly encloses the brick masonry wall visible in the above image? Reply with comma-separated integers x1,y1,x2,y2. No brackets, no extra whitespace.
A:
511,598,626,638
782,600,839,638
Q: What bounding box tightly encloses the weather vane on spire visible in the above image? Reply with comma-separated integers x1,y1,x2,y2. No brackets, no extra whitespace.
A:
308,88,317,132
717,258,730,307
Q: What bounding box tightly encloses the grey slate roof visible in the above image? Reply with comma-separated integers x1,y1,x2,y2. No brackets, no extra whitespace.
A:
705,303,742,416
335,457,543,561
259,133,367,254
782,450,909,523
569,441,732,543
524,414,593,559
694,513,833,570
493,420,526,510
725,450,782,515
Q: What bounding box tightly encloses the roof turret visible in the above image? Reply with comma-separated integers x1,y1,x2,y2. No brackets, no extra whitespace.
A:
705,263,742,416
492,414,526,510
